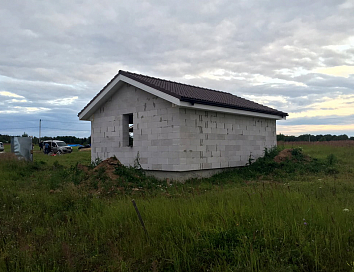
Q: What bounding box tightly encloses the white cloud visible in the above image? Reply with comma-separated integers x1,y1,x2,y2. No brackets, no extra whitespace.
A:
184,69,248,81
313,65,354,78
275,67,310,77
242,94,288,106
9,99,28,103
0,91,25,98
13,106,51,114
48,96,79,106
0,110,18,114
0,106,50,114
251,74,307,87
323,36,354,53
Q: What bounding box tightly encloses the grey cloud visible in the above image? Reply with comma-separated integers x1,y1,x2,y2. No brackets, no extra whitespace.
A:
1,0,354,137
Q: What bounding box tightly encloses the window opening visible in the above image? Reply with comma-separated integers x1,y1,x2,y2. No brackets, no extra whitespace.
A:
129,114,133,146
123,113,133,146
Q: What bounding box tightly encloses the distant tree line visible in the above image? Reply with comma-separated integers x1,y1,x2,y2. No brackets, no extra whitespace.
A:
0,134,11,143
0,133,91,145
1,132,353,144
39,136,91,145
277,133,354,142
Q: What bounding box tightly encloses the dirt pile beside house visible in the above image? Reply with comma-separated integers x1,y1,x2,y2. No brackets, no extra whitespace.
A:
274,149,293,163
93,157,122,180
74,157,159,196
273,148,311,163
75,157,126,195
77,157,122,180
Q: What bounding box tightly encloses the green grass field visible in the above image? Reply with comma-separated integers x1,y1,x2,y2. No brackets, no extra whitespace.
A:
0,142,353,271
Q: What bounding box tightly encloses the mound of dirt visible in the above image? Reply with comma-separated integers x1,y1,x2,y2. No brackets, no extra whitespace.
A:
77,157,122,180
93,157,122,180
273,148,311,163
274,149,293,163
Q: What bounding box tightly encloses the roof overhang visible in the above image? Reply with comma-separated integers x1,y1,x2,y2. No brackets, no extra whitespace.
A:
79,74,286,121
178,101,286,120
78,74,182,120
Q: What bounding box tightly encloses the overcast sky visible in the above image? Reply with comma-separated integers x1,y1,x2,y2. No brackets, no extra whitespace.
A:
1,0,354,138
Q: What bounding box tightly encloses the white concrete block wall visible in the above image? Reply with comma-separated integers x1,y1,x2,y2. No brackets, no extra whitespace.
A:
89,83,277,173
90,84,181,171
177,108,276,171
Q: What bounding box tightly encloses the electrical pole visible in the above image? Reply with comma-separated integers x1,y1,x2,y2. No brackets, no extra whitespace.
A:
39,119,41,143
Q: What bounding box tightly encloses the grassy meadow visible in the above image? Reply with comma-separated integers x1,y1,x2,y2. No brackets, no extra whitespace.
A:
0,142,354,271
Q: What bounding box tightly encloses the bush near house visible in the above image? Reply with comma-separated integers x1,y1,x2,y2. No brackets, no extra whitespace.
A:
0,143,353,271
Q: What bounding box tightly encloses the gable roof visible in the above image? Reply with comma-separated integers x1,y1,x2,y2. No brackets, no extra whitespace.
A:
78,70,288,120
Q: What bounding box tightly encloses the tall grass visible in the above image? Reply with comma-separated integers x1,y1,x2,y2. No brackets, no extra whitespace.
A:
0,143,353,271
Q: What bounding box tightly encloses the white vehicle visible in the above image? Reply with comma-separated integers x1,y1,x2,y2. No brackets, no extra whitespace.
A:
43,140,72,154
0,142,4,152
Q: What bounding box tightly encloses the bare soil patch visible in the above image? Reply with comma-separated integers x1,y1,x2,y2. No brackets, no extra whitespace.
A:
273,148,311,163
77,157,122,180
0,152,18,160
273,149,293,163
93,157,122,180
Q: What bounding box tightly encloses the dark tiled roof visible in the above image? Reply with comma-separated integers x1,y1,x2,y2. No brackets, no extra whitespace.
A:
119,70,288,117
79,70,288,118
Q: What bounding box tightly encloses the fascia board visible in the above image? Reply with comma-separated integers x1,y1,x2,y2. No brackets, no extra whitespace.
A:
120,75,181,105
179,101,285,120
79,74,182,121
79,75,123,120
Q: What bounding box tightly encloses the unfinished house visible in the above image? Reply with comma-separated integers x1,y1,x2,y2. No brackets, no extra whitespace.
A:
78,70,288,180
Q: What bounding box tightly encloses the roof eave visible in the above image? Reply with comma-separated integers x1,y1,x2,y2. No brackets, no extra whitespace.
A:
78,73,124,120
180,97,288,120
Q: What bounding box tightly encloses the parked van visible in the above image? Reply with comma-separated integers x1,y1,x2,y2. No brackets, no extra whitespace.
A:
43,140,72,154
0,142,4,152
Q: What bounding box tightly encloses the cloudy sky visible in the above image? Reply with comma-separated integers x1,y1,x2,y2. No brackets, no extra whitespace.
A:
1,0,354,138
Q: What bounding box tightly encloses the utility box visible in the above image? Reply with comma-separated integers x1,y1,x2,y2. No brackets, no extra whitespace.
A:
11,137,33,161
